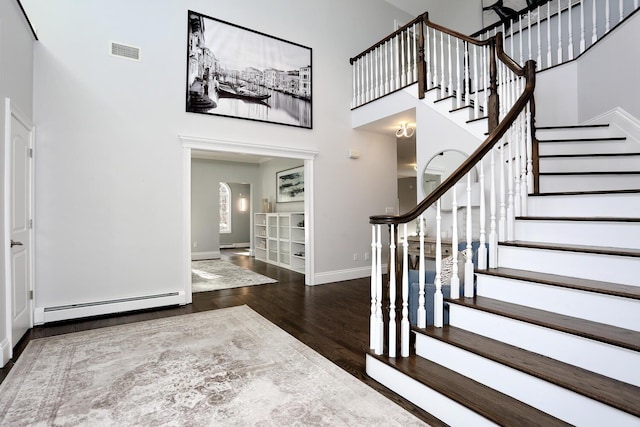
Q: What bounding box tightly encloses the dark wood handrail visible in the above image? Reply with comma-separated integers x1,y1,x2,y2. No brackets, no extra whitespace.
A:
350,13,428,64
370,59,536,225
424,18,492,47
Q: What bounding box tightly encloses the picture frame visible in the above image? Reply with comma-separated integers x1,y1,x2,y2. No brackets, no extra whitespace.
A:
276,166,304,203
186,10,312,128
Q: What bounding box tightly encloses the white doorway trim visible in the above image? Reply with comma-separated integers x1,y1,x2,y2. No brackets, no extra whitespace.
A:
180,135,318,303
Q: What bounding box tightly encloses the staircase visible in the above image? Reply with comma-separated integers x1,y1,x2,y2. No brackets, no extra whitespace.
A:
366,123,640,425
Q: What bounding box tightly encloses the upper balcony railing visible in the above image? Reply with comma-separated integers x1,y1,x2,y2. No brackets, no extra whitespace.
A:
474,0,639,71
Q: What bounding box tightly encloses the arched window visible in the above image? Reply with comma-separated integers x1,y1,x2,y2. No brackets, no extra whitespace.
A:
219,182,231,233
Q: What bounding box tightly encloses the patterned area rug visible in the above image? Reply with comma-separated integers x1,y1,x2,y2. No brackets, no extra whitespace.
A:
0,306,427,426
191,259,277,293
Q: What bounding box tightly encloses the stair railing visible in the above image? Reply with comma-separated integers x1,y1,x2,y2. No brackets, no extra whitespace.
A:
362,17,536,358
473,0,639,71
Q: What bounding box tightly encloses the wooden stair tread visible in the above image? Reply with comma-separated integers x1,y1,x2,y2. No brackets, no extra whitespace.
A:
368,351,571,427
516,216,640,223
538,136,627,142
476,267,640,300
447,296,640,352
501,240,640,258
537,124,610,130
417,325,640,417
540,152,640,158
540,171,640,175
532,188,640,197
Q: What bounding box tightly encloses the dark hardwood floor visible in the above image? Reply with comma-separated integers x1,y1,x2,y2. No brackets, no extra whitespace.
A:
0,249,445,426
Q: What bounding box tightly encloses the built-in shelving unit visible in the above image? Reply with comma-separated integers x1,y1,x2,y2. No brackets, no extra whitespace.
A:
254,212,305,274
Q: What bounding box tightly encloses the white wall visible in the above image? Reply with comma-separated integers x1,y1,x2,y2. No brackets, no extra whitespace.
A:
191,159,260,259
0,0,35,365
22,0,407,317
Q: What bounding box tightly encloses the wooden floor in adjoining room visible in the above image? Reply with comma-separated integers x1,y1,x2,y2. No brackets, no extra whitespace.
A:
0,249,444,426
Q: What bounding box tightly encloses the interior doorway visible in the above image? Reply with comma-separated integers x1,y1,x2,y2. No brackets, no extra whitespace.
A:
180,135,318,304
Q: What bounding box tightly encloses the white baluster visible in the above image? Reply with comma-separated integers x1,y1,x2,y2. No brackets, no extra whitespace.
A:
417,213,426,328
514,107,522,218
388,226,397,358
464,41,470,107
375,225,384,354
451,184,460,299
537,5,542,68
557,0,563,64
499,135,506,241
526,103,534,194
384,40,390,94
482,45,488,115
547,2,553,67
490,147,498,267
592,0,598,44
401,224,410,357
425,27,432,89
447,34,453,96
519,111,529,213
373,49,379,99
456,38,462,107
619,0,624,23
408,28,415,84
464,174,474,298
379,45,385,97
440,31,445,93
393,35,399,91
433,29,439,92
478,157,487,269
527,11,532,64
351,61,356,108
519,14,524,65
370,225,377,351
412,23,418,82
580,0,586,53
606,0,611,33
400,33,406,87
507,129,515,241
568,0,574,60
434,200,443,327
473,44,479,118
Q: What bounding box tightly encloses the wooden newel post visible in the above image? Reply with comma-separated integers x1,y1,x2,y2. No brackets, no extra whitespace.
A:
525,59,539,194
488,34,500,133
417,14,427,99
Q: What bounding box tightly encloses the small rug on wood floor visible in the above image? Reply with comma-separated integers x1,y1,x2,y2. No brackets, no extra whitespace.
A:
191,259,277,293
0,306,427,426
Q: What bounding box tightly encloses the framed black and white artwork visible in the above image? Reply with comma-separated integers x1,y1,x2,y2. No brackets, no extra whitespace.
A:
186,10,312,128
276,166,304,203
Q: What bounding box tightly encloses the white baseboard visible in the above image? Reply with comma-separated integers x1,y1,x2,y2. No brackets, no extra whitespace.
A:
585,107,640,144
1,337,11,367
191,251,220,261
219,243,250,249
312,264,387,286
34,292,187,325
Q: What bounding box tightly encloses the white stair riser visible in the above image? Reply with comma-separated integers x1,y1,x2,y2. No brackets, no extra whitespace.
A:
365,355,497,426
528,193,640,217
539,174,640,193
415,335,638,427
498,245,640,286
538,140,636,156
422,92,486,140
539,156,640,173
476,275,640,331
536,127,620,140
448,304,640,386
514,219,640,249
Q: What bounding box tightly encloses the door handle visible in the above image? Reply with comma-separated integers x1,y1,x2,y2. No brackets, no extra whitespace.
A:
10,240,23,248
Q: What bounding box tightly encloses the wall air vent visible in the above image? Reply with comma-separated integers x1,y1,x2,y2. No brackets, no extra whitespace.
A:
110,41,141,61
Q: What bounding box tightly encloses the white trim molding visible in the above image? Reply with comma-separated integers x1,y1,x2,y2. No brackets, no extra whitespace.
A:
180,135,318,288
1,337,10,367
313,264,388,286
585,107,640,145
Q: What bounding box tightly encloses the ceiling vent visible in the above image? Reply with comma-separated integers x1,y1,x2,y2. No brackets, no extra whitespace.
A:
110,41,141,61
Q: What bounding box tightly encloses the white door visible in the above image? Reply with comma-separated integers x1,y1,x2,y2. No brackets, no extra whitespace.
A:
5,100,33,348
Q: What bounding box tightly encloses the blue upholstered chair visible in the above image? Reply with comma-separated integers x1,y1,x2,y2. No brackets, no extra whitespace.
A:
408,240,482,326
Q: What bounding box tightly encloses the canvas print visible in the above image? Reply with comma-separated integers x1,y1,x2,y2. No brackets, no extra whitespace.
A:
482,0,580,29
276,166,304,203
186,11,312,128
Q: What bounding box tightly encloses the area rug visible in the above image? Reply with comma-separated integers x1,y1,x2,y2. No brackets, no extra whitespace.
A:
0,306,427,426
191,259,277,293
